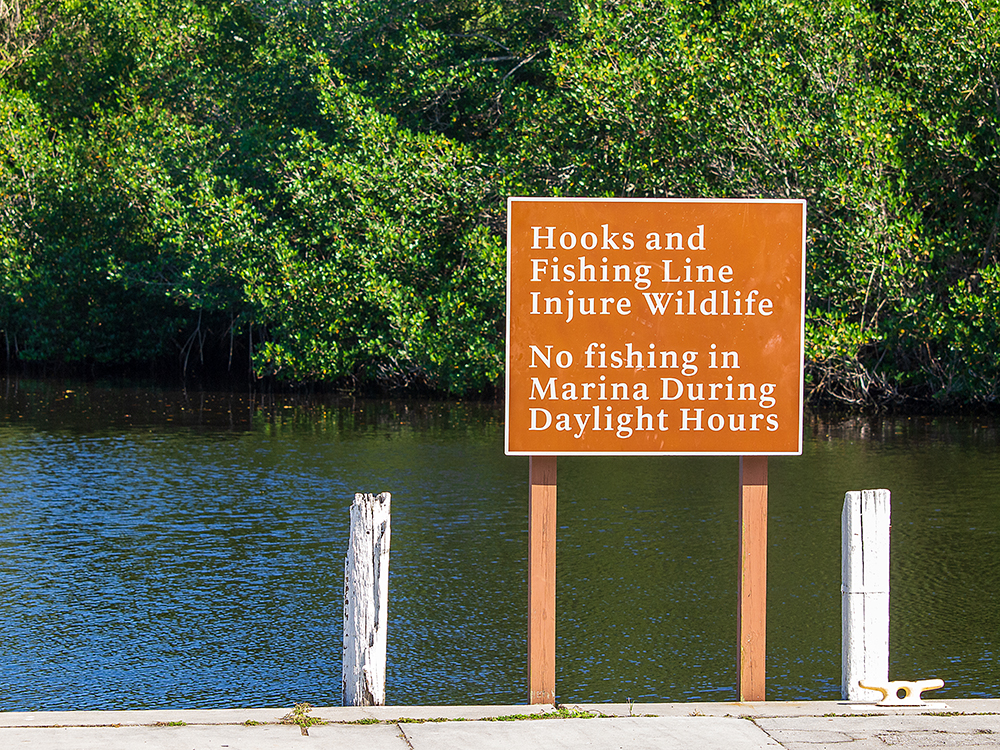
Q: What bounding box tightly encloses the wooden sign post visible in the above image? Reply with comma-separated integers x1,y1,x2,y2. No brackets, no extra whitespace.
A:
738,456,768,701
528,455,557,704
506,198,805,704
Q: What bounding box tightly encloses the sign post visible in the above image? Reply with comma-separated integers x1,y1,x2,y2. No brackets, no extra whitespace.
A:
527,455,557,704
506,198,805,703
738,455,768,701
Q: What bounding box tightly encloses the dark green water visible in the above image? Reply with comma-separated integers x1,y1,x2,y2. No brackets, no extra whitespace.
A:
0,379,996,709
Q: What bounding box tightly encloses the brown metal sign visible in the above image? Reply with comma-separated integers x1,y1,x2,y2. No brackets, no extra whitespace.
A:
506,198,806,455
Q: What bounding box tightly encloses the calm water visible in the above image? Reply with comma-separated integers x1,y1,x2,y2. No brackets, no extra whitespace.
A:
0,379,996,709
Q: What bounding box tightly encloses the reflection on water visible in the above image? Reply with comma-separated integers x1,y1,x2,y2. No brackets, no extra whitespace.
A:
0,379,996,709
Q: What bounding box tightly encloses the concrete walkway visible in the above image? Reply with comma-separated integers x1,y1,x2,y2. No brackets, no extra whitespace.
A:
1,700,998,749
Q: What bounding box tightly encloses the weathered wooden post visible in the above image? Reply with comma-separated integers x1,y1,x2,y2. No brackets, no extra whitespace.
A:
842,489,890,701
343,492,391,706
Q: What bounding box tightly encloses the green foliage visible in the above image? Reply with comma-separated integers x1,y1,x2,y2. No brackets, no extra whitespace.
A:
246,63,504,392
2,0,1000,404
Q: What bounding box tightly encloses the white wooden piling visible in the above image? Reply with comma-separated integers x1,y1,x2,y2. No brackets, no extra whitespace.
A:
343,492,391,706
842,489,891,701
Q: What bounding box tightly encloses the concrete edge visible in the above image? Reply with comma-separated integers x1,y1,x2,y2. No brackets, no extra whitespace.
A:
0,700,996,728
0,704,559,728
560,699,1000,719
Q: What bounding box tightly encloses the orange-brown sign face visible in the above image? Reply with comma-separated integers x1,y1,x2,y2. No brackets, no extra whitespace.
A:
506,198,805,455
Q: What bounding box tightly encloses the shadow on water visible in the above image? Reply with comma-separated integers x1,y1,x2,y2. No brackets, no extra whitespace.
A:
0,378,996,708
